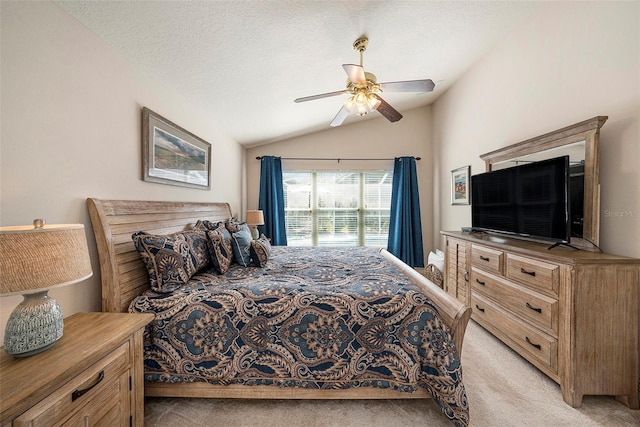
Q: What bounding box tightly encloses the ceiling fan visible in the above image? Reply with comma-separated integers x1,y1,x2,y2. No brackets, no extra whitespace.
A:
294,37,435,127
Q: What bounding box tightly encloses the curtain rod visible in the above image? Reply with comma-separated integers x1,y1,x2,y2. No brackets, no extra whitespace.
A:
255,156,420,161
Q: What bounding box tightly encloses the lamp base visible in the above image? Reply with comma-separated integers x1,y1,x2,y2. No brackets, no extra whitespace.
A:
4,291,64,357
250,225,259,240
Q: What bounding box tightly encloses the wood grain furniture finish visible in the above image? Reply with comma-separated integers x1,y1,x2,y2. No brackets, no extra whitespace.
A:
444,236,470,307
0,312,153,427
87,198,471,400
442,230,640,409
87,198,234,313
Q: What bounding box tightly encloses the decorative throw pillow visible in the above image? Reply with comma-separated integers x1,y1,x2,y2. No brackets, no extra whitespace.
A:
229,223,253,267
249,234,271,267
225,217,243,234
216,225,232,248
194,219,225,232
206,228,234,274
194,220,233,253
132,229,210,293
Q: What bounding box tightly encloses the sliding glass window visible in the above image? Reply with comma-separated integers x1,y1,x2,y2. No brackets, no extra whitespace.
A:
283,171,392,247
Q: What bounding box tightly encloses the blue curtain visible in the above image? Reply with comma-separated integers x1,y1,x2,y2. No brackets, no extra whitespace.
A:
258,156,288,246
387,156,424,267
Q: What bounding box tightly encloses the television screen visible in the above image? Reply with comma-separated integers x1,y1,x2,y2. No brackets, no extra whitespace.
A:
471,155,571,243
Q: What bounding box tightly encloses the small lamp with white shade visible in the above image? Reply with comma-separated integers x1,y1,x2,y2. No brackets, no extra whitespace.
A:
0,220,93,357
245,210,265,240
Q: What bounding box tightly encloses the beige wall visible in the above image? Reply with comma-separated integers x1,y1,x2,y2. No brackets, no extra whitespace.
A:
246,106,434,255
0,2,243,342
433,1,640,258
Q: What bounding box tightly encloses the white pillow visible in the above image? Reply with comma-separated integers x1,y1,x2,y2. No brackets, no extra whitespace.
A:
427,250,445,272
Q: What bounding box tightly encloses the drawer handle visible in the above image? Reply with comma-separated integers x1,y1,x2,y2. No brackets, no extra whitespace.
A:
475,279,486,286
72,371,104,402
525,336,541,350
520,268,536,277
475,304,485,313
479,256,490,262
526,302,542,313
464,271,469,282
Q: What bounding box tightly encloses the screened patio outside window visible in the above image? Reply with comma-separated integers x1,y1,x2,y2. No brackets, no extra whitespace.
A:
283,171,392,247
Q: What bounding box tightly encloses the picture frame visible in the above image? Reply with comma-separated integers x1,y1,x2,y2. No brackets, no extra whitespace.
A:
451,165,470,205
142,107,211,190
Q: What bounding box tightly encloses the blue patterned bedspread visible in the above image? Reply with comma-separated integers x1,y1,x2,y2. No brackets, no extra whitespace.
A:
129,246,468,426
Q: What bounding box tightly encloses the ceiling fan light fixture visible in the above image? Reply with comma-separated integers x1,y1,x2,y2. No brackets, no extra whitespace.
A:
355,103,369,116
295,37,434,127
344,91,379,116
344,95,356,113
354,92,368,104
367,94,381,111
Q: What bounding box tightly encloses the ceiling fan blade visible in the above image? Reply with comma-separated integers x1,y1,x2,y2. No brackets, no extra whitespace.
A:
342,64,366,85
373,94,403,123
294,90,345,103
330,106,350,127
379,79,435,93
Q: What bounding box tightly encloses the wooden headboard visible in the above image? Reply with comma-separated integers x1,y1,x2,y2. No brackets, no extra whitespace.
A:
86,198,232,313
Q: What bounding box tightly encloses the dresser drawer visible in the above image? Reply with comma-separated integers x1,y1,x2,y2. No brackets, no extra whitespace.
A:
14,342,130,427
506,253,559,296
472,292,557,373
471,244,503,275
471,268,558,334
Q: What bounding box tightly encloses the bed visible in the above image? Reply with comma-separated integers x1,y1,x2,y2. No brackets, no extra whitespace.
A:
87,198,472,426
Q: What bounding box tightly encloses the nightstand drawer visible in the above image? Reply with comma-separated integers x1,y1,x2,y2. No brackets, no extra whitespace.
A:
471,244,503,275
59,374,129,427
471,268,558,334
13,342,130,427
506,254,559,296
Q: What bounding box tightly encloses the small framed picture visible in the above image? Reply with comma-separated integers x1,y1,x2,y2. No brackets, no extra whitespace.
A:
142,107,211,190
451,165,470,205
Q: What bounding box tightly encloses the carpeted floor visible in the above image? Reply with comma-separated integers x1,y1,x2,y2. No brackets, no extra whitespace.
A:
144,320,640,426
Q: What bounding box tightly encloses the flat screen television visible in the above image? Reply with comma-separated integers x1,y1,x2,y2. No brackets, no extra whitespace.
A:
471,155,571,244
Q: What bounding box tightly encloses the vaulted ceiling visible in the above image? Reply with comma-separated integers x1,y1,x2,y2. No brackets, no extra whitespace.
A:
55,1,540,146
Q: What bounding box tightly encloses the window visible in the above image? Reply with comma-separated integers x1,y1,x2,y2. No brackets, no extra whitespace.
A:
283,171,392,247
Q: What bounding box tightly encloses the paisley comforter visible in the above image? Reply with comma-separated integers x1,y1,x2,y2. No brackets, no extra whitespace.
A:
129,246,468,426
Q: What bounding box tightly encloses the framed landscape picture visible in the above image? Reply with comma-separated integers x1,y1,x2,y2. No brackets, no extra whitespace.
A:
451,165,470,205
142,107,211,190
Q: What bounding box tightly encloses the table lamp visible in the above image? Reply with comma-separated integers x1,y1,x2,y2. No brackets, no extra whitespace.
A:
0,220,93,357
245,210,265,240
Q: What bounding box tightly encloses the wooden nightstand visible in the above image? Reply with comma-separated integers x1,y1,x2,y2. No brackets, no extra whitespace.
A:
0,312,153,426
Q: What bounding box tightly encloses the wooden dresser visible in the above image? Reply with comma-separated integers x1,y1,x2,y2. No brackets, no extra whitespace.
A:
442,230,640,409
0,312,153,426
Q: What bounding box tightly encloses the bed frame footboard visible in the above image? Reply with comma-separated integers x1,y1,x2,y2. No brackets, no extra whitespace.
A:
379,249,471,356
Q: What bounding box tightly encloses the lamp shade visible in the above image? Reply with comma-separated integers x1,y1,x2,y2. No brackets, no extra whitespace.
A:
245,210,265,226
0,223,93,296
1,222,93,356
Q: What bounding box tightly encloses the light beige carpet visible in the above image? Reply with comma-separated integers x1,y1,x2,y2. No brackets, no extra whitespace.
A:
144,320,640,426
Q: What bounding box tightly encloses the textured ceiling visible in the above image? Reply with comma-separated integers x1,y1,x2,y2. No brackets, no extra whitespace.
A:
54,1,540,146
